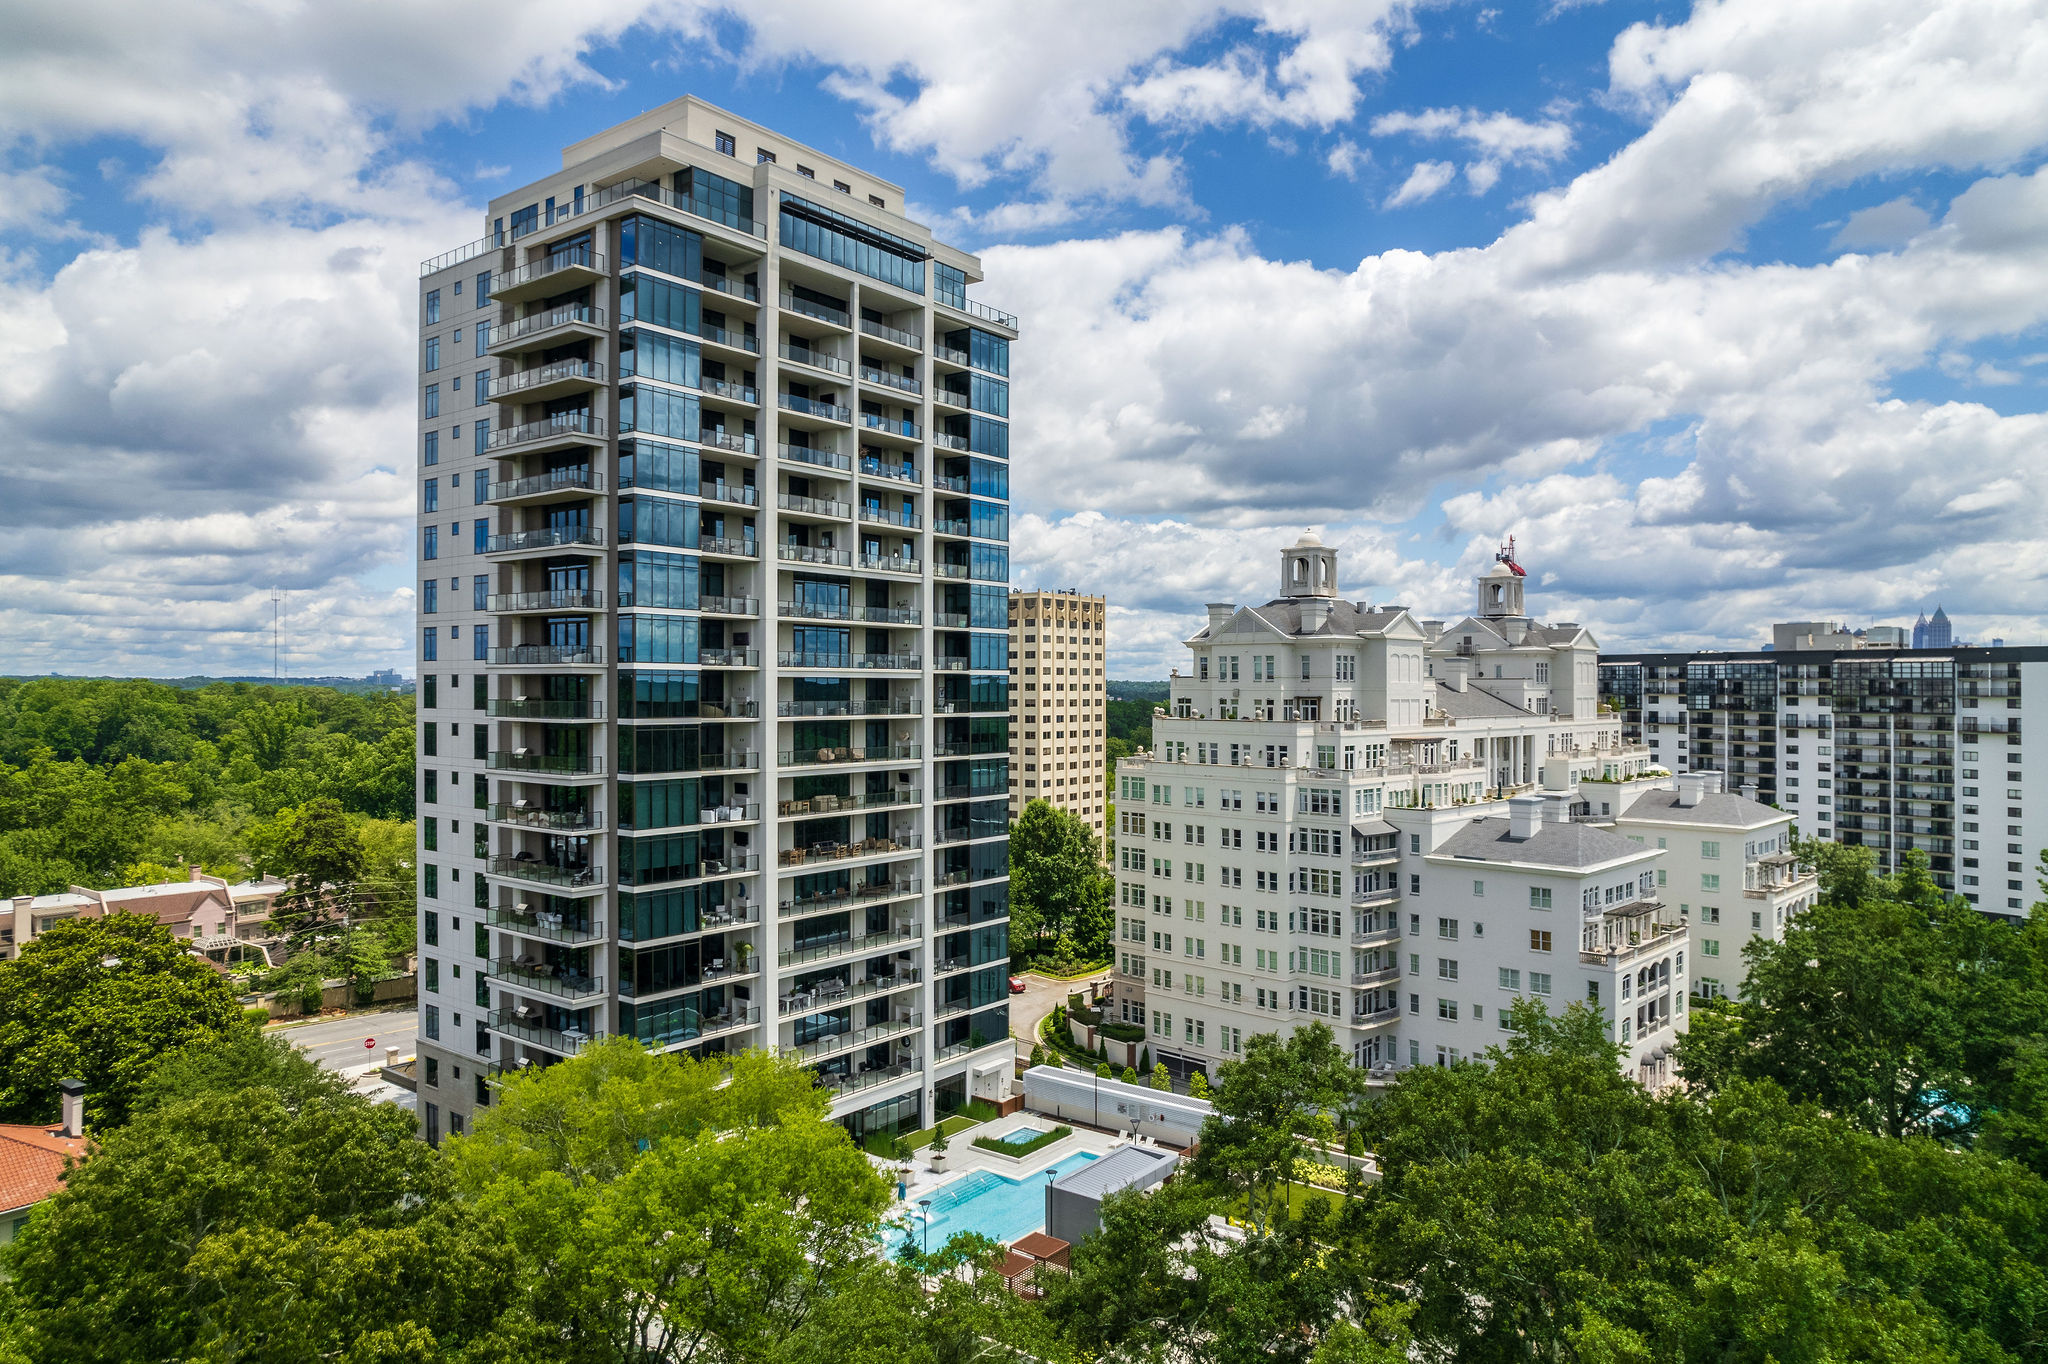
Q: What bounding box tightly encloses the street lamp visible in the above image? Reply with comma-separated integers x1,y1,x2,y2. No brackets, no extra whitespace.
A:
918,1198,933,1260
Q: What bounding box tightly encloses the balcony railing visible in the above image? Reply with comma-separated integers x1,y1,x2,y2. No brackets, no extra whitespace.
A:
496,247,605,293
486,526,604,554
489,644,602,666
701,481,760,507
778,743,922,766
778,444,852,474
488,697,603,721
488,412,605,452
487,802,602,829
780,968,921,1014
490,1009,603,1054
859,413,922,439
775,600,920,625
932,563,969,579
860,507,922,529
487,469,604,503
778,923,921,968
861,553,922,575
858,455,919,483
777,543,852,567
934,473,968,492
490,360,605,401
859,318,922,348
697,593,759,615
485,906,607,944
490,958,605,998
488,856,606,888
780,292,851,327
934,387,969,409
778,836,923,868
485,590,603,613
777,788,922,816
780,342,852,376
699,376,759,405
488,751,603,775
694,322,760,353
487,304,605,349
778,492,852,518
699,273,759,303
779,393,852,423
940,295,1020,330
698,647,760,667
932,517,970,537
777,697,922,717
1352,1006,1402,1028
1351,966,1400,988
818,1059,920,1096
776,651,921,670
932,343,970,366
700,429,758,455
931,432,969,452
859,365,922,395
699,535,758,557
788,1013,923,1063
779,880,924,919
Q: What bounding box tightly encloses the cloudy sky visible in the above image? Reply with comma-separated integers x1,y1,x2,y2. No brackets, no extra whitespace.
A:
3,0,2044,679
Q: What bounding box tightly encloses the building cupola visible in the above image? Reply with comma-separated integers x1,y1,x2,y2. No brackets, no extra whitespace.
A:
1478,536,1527,619
1281,530,1339,600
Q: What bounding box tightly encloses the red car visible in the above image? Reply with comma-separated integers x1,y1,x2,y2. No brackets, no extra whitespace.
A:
1008,975,1026,993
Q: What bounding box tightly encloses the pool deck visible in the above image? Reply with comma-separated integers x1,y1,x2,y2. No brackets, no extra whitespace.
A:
872,1121,1148,1241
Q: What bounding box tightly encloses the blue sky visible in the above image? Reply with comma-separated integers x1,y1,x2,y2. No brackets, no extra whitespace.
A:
1,0,2044,677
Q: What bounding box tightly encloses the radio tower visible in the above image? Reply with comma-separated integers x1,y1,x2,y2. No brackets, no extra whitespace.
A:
271,590,283,681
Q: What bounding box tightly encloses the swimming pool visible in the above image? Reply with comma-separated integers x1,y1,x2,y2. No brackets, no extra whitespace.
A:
988,1122,1048,1147
896,1151,1098,1252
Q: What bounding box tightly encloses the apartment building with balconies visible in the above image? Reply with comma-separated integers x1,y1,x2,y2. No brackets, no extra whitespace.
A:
1007,590,1108,841
413,96,1018,1147
1601,645,2048,920
1109,534,1671,1084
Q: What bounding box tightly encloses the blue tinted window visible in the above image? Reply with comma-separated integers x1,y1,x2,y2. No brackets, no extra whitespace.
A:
474,421,489,455
969,583,1007,628
424,291,441,324
967,458,1007,499
970,543,1009,583
423,430,439,466
423,478,438,512
934,263,966,309
617,614,700,664
618,551,699,609
422,628,438,661
673,169,754,233
473,519,487,553
423,526,438,560
619,386,700,441
618,329,702,387
619,214,704,280
969,500,1008,542
618,496,699,549
968,416,1006,459
970,328,1009,376
422,580,437,613
473,578,488,610
475,325,488,357
618,273,702,335
618,438,700,496
424,336,440,371
473,625,488,661
476,270,492,303
969,632,1007,670
778,194,925,293
423,384,439,418
970,374,1008,418
475,370,489,405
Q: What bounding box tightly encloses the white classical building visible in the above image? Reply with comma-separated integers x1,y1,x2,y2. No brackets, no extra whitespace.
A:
1112,535,1718,1085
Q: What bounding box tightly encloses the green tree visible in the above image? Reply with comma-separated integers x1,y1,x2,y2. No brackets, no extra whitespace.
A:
253,797,370,963
133,1029,350,1115
1150,1061,1173,1091
0,913,249,1128
1192,1022,1362,1235
0,1086,497,1363
456,1040,890,1364
1009,798,1101,955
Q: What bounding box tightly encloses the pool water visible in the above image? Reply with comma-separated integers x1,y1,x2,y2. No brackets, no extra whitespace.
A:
990,1123,1048,1146
896,1151,1098,1252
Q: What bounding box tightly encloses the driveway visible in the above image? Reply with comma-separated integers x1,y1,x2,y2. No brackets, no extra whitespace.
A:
1009,967,1111,1063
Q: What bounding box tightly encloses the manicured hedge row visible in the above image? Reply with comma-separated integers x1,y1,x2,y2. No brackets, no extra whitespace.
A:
974,1124,1073,1158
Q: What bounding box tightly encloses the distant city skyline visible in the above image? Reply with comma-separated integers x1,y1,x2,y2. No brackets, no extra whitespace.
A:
4,3,2046,678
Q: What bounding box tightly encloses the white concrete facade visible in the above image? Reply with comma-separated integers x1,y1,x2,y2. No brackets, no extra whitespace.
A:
413,96,1019,1147
1111,536,1688,1085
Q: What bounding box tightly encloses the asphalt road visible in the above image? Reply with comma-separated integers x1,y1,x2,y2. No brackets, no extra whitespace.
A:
276,1005,418,1108
1009,967,1111,1061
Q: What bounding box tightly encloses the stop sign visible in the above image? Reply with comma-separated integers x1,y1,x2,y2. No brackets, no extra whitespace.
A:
364,1038,376,1050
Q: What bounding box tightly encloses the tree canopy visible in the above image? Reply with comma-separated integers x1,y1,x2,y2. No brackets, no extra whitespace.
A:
0,913,251,1128
1008,798,1112,964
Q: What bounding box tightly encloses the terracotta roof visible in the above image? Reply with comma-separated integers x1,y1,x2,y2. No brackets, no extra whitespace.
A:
97,886,229,927
0,1124,86,1216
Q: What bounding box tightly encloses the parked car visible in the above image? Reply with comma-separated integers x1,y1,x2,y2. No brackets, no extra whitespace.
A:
1008,975,1026,993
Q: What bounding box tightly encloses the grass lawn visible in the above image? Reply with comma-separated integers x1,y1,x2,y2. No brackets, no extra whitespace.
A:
1228,1180,1352,1224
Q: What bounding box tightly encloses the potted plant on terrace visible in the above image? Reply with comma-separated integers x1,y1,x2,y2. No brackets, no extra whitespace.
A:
929,1125,950,1173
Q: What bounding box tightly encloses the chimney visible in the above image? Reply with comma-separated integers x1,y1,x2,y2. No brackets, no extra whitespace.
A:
1440,658,1469,692
1507,794,1545,840
1542,791,1575,826
1206,603,1234,632
189,864,205,882
1673,773,1709,808
58,1078,84,1139
1301,599,1330,632
1740,782,1759,804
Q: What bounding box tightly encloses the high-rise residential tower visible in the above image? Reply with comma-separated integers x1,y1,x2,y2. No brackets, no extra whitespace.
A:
413,97,1018,1146
1007,590,1108,842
